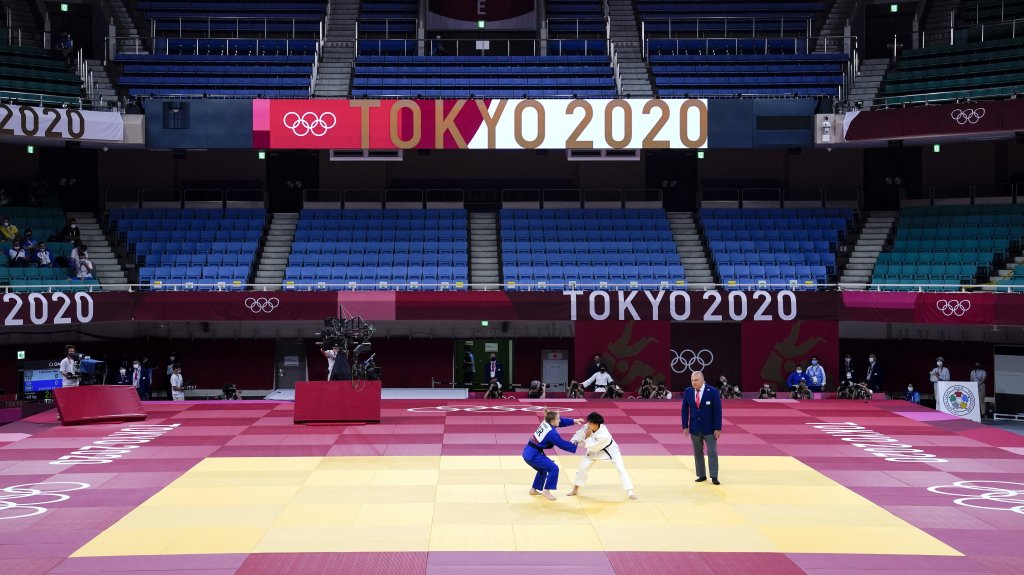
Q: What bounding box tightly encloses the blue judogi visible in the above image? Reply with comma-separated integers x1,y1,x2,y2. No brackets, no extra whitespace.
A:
522,417,578,490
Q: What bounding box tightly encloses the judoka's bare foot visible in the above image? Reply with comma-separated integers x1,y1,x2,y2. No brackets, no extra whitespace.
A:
628,491,638,500
542,490,557,501
567,487,579,496
529,488,540,496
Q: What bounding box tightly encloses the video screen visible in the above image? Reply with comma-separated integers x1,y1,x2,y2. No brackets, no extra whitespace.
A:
22,360,63,393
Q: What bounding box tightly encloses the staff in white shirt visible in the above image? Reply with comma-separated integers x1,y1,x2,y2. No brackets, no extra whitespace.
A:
567,412,636,500
580,365,614,393
970,362,988,410
170,364,185,401
59,345,79,388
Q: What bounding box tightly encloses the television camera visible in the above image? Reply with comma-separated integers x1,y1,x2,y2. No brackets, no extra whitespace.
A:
69,353,107,385
315,316,380,382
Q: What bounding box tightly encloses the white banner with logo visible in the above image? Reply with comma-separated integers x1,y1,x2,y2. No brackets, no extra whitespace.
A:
0,103,124,142
934,380,982,422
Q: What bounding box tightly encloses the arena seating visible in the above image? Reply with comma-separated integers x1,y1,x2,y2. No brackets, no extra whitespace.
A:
115,39,317,98
351,54,616,98
134,0,326,36
0,43,81,105
358,0,418,36
285,209,469,290
702,208,853,289
879,36,1024,104
636,0,823,36
500,209,683,289
546,0,606,37
872,205,1024,290
110,208,265,289
648,40,846,98
0,206,94,291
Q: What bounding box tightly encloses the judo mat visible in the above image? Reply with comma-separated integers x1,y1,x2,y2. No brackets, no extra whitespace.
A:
1,398,1023,574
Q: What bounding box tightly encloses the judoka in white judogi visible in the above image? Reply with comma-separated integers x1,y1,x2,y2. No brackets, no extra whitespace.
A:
568,412,637,500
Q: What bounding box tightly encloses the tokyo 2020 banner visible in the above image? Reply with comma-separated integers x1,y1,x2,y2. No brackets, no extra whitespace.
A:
252,99,709,150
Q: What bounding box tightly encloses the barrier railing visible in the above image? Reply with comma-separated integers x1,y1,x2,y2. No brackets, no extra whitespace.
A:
0,281,1011,294
106,35,318,58
1,25,46,47
147,15,324,39
355,17,419,39
641,16,813,39
643,34,853,58
871,84,1024,107
545,17,609,38
359,37,610,58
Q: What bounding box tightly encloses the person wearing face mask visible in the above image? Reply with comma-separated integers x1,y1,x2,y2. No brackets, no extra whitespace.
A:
115,365,131,386
905,384,921,404
0,217,19,242
842,354,857,383
61,218,81,242
805,355,826,392
837,370,856,399
34,242,52,267
581,364,614,394
929,357,950,385
865,354,882,392
7,241,29,267
131,359,151,400
170,365,185,401
586,354,603,379
970,362,988,413
21,228,36,251
786,364,808,391
485,353,504,389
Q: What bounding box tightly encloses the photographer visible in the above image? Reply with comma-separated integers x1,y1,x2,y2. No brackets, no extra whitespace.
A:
757,383,777,399
637,376,657,399
59,345,79,388
602,382,625,399
527,380,547,399
222,383,242,400
484,378,504,399
567,379,585,399
652,383,672,399
322,343,340,377
790,381,812,400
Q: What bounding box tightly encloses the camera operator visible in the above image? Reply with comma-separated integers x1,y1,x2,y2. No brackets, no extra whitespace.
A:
221,383,242,400
757,383,777,399
60,345,80,388
790,381,812,400
567,379,585,399
602,382,625,399
637,376,657,399
527,380,547,399
484,378,504,399
652,382,672,399
851,381,873,401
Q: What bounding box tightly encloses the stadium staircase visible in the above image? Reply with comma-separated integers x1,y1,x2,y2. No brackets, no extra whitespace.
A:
838,211,897,289
101,0,145,55
816,0,854,52
69,212,130,289
667,212,714,289
469,211,500,290
254,212,298,288
313,0,359,98
607,0,654,97
83,58,117,107
1,0,42,48
848,58,889,107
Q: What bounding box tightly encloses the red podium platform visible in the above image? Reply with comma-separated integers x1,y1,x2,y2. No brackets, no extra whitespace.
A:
54,385,147,426
293,380,382,424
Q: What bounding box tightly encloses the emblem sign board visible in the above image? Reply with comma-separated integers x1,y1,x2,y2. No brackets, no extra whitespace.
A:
934,380,982,423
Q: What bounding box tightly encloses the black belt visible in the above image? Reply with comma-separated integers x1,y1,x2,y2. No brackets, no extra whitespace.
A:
602,438,615,458
526,442,546,452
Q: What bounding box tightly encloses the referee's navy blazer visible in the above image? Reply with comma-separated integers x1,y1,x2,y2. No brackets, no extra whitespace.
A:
681,385,723,435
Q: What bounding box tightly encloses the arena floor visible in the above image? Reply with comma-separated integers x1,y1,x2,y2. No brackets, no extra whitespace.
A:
1,398,1022,574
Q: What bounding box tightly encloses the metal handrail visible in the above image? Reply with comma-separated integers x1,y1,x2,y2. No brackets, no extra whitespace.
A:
1,25,45,47
107,35,317,58
355,17,418,39
0,282,1009,293
645,34,855,56
544,16,608,39
871,83,1024,108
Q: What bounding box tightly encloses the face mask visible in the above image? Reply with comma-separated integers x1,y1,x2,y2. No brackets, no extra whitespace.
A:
133,363,140,369
937,362,943,367
811,360,818,365
70,224,77,228
119,368,126,375
846,372,852,379
907,386,913,391
796,369,803,374
599,369,606,373
869,357,876,363
170,356,176,361
845,357,851,362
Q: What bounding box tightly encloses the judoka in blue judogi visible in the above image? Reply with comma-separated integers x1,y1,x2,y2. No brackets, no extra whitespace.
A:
523,410,583,500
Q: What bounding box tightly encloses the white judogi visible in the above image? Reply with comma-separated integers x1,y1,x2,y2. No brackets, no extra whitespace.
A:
581,372,614,393
571,424,634,491
170,373,185,401
59,356,78,388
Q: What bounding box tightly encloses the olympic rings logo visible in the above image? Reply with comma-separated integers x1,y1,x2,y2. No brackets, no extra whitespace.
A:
950,108,986,125
283,111,337,137
0,482,90,520
244,297,280,314
670,349,714,374
936,299,971,317
927,480,1024,514
406,405,574,413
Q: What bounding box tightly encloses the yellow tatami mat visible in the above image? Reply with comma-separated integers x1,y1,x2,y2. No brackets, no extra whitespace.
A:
72,455,961,557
